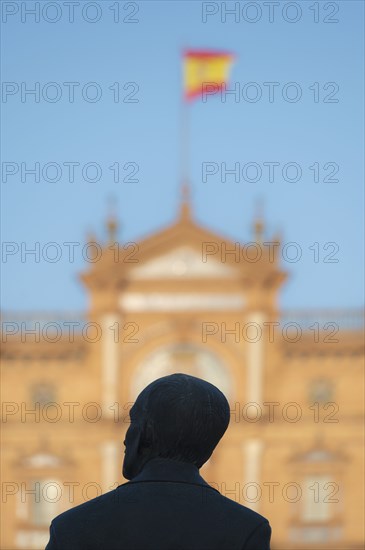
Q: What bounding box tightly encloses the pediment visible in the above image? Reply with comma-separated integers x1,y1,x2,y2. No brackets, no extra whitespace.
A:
297,449,338,462
130,245,237,279
289,447,347,464
15,452,68,469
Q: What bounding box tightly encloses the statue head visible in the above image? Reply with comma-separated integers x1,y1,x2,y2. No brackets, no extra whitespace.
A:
122,373,230,480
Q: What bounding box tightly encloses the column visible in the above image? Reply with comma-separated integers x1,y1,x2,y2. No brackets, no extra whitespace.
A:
245,311,266,406
101,314,120,418
242,438,264,512
101,441,120,493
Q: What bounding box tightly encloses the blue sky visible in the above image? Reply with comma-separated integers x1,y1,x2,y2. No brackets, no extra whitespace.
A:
1,0,364,312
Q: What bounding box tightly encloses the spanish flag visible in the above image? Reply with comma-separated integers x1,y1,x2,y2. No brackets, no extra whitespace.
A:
183,50,235,101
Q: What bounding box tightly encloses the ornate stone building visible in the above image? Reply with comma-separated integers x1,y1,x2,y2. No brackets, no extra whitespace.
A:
1,193,364,549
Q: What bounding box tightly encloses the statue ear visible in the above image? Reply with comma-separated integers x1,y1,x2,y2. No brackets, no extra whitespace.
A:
127,424,143,456
141,418,155,451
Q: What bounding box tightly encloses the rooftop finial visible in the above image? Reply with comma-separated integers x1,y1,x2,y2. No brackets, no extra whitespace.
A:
106,195,119,243
179,181,192,221
86,230,97,245
253,197,264,243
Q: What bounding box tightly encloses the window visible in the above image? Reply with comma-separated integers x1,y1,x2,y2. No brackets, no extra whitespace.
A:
29,479,61,527
308,379,333,404
288,447,344,544
31,384,55,405
302,475,332,522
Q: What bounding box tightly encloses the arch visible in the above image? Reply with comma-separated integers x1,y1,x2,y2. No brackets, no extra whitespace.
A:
130,342,232,401
119,324,245,405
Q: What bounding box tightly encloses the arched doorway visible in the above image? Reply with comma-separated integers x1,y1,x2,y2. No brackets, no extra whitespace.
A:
130,342,232,401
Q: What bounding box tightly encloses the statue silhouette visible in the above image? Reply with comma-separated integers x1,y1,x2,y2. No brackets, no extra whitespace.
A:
45,373,271,549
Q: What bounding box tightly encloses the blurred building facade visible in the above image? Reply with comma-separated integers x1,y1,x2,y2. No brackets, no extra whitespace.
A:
1,193,364,549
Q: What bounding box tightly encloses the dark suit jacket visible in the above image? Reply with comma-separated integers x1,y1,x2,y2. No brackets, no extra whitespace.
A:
45,458,271,550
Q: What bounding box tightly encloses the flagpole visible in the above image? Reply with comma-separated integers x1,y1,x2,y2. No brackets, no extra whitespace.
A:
178,47,192,220
180,49,190,187
181,98,190,185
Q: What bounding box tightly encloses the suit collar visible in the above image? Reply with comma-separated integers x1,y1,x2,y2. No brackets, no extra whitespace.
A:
121,457,219,493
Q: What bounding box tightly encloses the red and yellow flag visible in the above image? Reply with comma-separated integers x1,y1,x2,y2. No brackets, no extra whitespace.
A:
183,50,235,101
